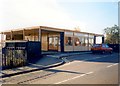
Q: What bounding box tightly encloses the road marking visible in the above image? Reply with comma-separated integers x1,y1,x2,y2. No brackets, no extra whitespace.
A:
54,56,108,69
86,57,101,60
53,60,85,69
107,63,118,68
54,71,93,84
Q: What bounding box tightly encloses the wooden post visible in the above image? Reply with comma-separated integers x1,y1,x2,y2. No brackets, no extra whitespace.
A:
1,32,3,48
38,27,41,42
34,29,35,41
11,31,13,40
23,29,25,40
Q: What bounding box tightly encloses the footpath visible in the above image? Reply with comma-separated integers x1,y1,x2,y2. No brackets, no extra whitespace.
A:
0,51,91,78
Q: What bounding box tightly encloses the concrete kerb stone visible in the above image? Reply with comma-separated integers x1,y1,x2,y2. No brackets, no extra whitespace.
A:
1,60,65,78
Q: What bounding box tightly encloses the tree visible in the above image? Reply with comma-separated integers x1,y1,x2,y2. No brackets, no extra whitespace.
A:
104,25,120,44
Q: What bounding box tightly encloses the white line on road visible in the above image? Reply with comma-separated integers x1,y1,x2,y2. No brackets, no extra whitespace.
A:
54,56,108,69
85,56,102,60
107,63,118,68
54,71,94,84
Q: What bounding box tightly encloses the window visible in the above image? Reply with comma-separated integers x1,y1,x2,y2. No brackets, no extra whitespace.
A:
85,37,88,46
93,44,101,48
102,44,106,48
80,37,85,46
65,37,73,46
54,37,59,46
74,37,80,46
89,38,93,47
105,44,109,48
49,37,53,45
6,34,11,40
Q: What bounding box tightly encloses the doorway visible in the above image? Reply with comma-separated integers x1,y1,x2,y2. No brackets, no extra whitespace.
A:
48,36,59,51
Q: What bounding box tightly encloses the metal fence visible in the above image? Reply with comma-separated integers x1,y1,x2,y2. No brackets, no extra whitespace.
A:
2,42,27,69
2,41,41,70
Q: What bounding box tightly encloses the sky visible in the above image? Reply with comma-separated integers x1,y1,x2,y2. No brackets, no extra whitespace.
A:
0,0,118,35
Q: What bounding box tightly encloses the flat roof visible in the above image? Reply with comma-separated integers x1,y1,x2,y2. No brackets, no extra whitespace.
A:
0,26,104,36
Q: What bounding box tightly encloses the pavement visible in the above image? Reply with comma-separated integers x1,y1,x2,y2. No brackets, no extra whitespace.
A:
0,51,91,78
0,55,64,78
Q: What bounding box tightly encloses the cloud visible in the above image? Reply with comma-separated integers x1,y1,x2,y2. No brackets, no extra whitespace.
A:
0,0,87,32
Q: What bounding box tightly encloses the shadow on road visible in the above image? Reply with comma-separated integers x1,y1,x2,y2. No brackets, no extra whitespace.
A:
67,52,119,63
45,68,85,74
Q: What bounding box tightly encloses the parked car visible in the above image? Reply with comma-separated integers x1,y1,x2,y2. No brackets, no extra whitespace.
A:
91,44,113,54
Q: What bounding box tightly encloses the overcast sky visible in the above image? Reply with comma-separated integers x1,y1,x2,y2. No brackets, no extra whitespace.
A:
0,0,118,34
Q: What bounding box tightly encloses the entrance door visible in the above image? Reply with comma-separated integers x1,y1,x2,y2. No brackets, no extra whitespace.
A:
48,36,59,51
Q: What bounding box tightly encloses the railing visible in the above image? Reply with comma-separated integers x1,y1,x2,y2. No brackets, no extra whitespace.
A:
2,46,27,70
1,41,41,70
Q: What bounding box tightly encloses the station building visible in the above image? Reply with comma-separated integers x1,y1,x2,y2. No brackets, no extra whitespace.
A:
0,26,104,52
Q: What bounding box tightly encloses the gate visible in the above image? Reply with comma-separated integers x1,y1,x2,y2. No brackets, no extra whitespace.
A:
2,42,27,69
2,41,41,70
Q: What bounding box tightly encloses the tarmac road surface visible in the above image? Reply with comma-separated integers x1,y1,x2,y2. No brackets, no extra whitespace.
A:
2,52,119,84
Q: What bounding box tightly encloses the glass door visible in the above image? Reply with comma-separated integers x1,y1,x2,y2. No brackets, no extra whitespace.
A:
48,36,59,51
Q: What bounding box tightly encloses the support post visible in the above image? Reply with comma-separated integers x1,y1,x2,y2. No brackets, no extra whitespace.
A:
1,32,3,48
94,35,96,44
60,32,64,52
73,32,74,52
102,36,104,44
23,29,25,40
88,34,89,50
38,28,41,54
38,28,41,42
11,31,13,40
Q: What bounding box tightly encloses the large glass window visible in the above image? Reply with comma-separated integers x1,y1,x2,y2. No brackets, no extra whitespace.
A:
74,37,88,46
48,36,59,51
74,37,80,46
6,34,11,40
65,37,73,46
49,36,59,46
85,37,88,46
49,37,53,45
80,37,85,46
89,38,94,47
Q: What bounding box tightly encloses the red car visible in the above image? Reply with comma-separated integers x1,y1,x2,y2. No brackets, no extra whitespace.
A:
91,44,113,54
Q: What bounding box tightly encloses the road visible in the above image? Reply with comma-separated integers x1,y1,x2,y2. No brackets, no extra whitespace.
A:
2,52,119,84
